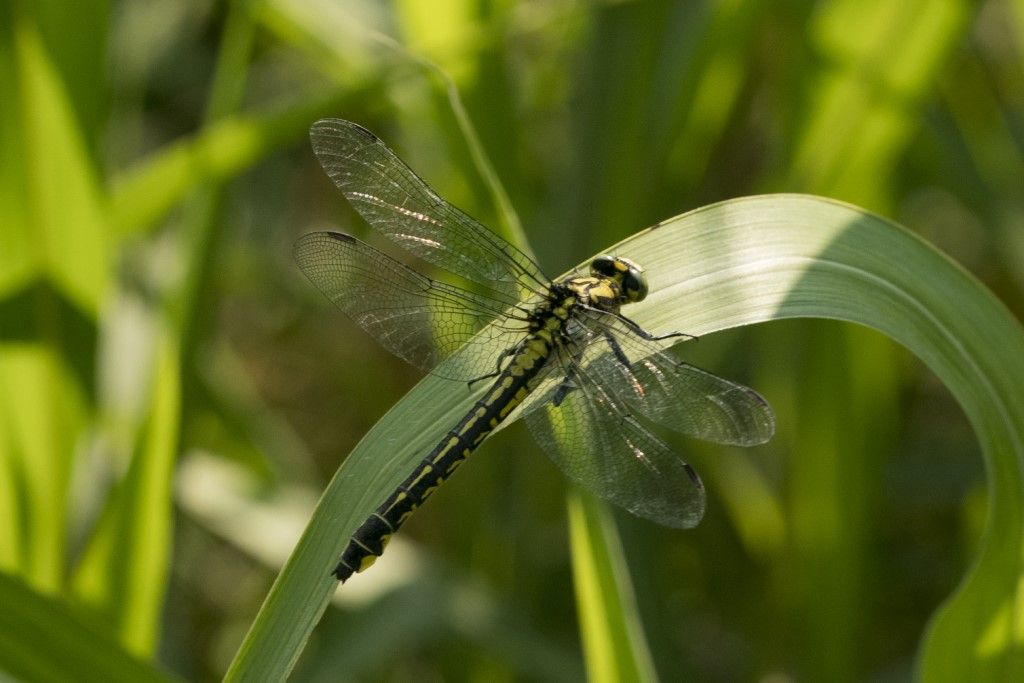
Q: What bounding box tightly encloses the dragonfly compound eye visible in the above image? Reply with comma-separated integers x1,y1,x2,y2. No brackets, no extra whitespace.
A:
622,267,649,302
614,257,648,302
590,255,618,278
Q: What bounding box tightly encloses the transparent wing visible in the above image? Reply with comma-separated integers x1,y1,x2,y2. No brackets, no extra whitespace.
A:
294,232,532,381
523,345,706,528
508,305,771,526
310,119,549,302
573,312,776,446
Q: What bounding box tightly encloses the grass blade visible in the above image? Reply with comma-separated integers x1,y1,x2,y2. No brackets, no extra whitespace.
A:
568,487,657,683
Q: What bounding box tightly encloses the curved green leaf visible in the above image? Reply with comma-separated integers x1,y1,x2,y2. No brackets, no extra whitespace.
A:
228,194,1024,681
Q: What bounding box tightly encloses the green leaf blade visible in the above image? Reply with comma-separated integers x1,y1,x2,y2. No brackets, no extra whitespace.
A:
231,194,1024,681
616,195,1024,681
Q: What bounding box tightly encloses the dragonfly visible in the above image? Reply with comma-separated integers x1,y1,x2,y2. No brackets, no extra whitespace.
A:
295,119,775,582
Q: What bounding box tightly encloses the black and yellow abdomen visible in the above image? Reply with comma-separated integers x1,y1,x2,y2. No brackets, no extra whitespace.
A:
333,305,564,582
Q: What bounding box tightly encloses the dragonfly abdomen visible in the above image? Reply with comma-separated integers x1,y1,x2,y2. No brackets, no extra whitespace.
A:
333,331,557,582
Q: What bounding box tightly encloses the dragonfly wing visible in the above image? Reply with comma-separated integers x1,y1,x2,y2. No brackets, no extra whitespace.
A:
310,119,549,301
294,232,529,381
578,313,776,446
523,349,706,528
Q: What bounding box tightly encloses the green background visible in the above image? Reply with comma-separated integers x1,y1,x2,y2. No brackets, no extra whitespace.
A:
2,0,1023,680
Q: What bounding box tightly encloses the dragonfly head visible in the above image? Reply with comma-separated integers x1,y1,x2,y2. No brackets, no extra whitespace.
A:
590,255,649,303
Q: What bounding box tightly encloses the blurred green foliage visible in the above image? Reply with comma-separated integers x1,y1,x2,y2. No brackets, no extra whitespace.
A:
1,0,1023,680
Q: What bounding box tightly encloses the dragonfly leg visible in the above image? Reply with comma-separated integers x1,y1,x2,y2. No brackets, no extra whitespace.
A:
615,313,697,343
602,329,632,368
551,337,588,406
468,340,523,389
468,370,500,390
553,366,579,407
